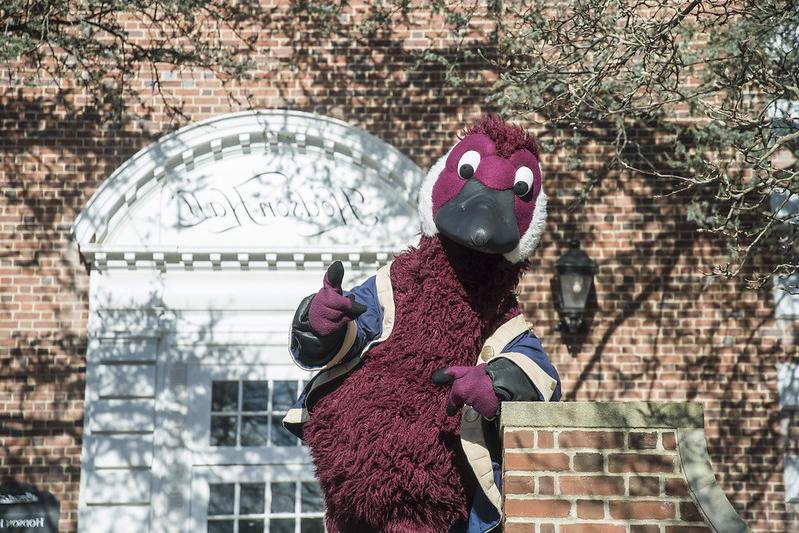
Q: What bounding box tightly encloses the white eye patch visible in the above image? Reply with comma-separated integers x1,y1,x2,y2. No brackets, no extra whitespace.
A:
457,150,481,179
513,166,534,197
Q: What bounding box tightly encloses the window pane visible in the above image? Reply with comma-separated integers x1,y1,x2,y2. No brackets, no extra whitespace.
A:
212,381,239,412
208,483,235,515
243,381,269,411
300,482,324,512
269,518,295,533
211,415,237,447
300,518,325,533
270,415,296,447
272,381,297,411
208,520,234,533
270,482,295,514
240,483,265,515
241,416,269,446
240,519,265,533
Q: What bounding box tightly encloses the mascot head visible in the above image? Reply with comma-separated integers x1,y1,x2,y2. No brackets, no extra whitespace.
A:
418,116,547,264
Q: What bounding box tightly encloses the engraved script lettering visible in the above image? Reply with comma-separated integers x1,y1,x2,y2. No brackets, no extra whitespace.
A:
0,492,37,505
176,172,381,235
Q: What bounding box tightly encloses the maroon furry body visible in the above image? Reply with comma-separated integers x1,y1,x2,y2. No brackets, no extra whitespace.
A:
303,235,525,533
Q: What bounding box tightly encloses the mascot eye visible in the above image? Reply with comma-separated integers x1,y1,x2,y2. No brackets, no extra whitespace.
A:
513,166,534,197
457,150,480,179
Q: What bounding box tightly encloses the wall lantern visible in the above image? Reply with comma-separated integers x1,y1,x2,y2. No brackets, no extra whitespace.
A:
555,239,597,333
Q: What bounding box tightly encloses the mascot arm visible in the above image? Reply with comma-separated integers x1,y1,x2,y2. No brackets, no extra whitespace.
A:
290,274,384,369
290,293,349,367
487,331,562,402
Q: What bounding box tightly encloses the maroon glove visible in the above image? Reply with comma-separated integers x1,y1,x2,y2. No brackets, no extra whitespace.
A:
432,364,500,419
308,261,366,337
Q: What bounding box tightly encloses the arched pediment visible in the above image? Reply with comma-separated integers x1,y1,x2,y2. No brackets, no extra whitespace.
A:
73,110,425,270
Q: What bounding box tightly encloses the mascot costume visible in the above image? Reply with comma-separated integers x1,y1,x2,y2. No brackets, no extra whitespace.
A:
283,117,561,533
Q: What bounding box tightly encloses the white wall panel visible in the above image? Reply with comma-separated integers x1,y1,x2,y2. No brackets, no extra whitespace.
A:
92,338,159,362
786,455,799,503
90,435,154,468
779,363,799,409
90,270,163,309
89,399,155,432
80,505,150,533
83,470,152,504
774,275,799,319
93,363,156,398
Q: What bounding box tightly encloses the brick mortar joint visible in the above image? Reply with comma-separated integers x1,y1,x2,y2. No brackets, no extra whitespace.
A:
505,496,699,504
505,448,681,472
505,428,679,455
505,447,679,454
505,498,712,525
505,518,711,528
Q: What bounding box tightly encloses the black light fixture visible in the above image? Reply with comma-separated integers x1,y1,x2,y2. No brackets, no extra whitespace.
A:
555,239,597,333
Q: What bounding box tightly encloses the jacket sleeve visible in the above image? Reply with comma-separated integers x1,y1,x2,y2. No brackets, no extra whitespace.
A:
486,330,561,402
289,274,384,369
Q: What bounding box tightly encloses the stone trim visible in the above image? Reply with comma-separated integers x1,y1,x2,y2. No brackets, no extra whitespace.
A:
77,246,398,272
500,401,704,430
677,428,750,533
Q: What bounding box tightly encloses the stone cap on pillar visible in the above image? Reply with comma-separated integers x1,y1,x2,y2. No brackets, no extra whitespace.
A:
501,401,704,430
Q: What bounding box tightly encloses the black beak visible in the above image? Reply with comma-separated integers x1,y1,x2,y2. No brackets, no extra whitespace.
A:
434,179,519,254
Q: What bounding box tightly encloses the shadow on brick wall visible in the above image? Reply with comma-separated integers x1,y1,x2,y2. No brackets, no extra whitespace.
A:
0,7,795,528
521,118,795,528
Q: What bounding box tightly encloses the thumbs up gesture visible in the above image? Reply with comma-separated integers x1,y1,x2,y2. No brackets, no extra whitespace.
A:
308,261,367,337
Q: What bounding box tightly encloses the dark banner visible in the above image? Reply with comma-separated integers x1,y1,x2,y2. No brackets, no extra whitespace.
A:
0,483,59,533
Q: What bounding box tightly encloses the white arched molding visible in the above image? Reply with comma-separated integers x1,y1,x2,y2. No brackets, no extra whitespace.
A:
73,110,424,271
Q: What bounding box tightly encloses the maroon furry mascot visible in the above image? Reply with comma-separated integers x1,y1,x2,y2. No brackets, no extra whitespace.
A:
283,117,562,533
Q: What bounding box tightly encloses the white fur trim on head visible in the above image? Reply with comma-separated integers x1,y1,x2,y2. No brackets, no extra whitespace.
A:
502,190,547,263
418,150,451,237
418,147,548,263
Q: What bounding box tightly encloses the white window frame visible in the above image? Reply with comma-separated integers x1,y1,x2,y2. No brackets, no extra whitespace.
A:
771,189,799,319
779,363,799,410
787,456,799,504
189,464,324,533
780,363,799,504
188,364,314,467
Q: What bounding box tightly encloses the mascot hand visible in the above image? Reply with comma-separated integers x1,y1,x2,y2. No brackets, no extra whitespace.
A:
432,364,500,419
308,261,367,336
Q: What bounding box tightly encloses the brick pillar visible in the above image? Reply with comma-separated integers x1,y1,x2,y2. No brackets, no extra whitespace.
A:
501,402,748,533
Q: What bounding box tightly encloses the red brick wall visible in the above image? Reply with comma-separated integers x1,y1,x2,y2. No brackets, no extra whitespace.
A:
0,3,795,531
504,426,708,532
520,160,795,530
